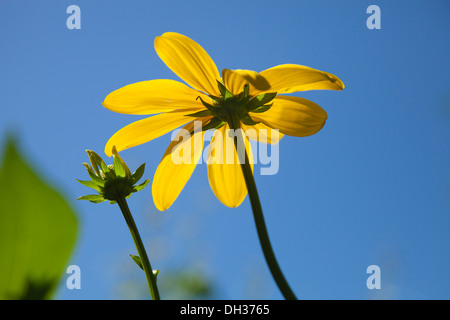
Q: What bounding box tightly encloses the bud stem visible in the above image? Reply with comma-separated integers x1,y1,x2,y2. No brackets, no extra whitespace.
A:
116,195,160,300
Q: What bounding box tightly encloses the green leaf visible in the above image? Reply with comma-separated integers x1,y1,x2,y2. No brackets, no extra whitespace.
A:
130,254,143,270
0,137,78,299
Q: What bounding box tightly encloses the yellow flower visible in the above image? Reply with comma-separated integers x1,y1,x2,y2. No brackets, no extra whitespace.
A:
103,32,344,211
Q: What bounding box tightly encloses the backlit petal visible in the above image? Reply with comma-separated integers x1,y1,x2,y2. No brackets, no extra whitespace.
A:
207,125,253,208
103,79,207,115
222,64,344,96
259,64,345,94
222,69,269,96
241,122,284,144
250,96,327,137
104,108,202,156
155,32,221,96
152,119,208,211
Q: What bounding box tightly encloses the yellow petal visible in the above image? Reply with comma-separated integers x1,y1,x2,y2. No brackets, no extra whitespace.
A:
152,119,207,211
222,64,344,96
155,32,221,96
103,79,207,115
250,96,327,137
104,109,202,157
222,69,269,96
241,122,284,144
207,125,253,208
259,64,345,94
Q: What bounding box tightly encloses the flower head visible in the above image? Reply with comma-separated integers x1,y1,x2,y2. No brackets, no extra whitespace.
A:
77,148,149,203
103,32,344,210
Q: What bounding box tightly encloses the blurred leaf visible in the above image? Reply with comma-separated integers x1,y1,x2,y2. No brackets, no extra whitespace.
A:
0,137,78,300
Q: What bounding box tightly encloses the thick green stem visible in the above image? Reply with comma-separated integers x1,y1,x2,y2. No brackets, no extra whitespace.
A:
229,117,297,300
116,195,160,300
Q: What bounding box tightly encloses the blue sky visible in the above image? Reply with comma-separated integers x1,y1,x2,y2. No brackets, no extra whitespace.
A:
0,0,449,299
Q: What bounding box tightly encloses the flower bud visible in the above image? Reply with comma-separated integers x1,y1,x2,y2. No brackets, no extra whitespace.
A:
77,148,149,203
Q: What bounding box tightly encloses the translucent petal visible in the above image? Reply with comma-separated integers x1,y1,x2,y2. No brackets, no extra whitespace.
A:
259,64,345,93
155,32,221,96
222,64,344,96
103,79,207,115
104,109,202,156
152,119,208,211
207,125,253,208
250,96,327,137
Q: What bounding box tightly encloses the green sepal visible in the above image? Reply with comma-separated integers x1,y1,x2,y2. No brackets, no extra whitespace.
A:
185,109,214,118
247,92,277,111
196,96,216,110
77,194,106,203
130,163,146,185
100,162,115,181
217,80,233,100
202,117,226,131
83,163,105,187
76,179,102,193
208,95,222,104
86,150,103,176
113,153,126,178
132,179,150,193
235,84,250,102
243,84,250,99
240,115,260,126
249,103,273,113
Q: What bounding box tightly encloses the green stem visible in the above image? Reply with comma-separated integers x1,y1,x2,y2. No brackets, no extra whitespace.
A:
229,117,297,300
116,195,160,300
